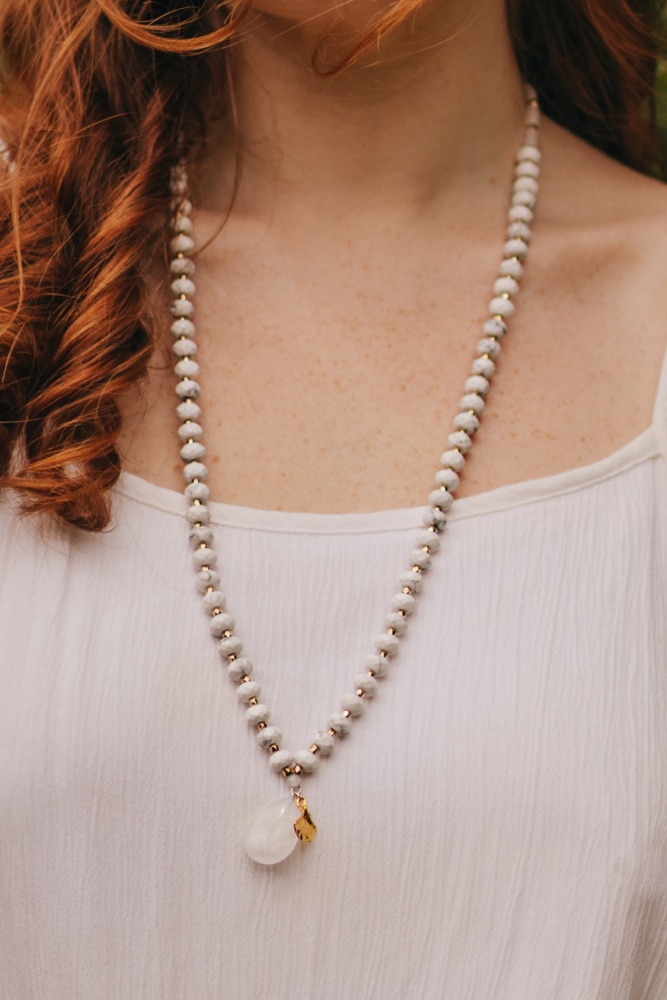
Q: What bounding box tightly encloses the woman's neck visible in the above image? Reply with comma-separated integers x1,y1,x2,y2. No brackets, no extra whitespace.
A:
197,0,527,229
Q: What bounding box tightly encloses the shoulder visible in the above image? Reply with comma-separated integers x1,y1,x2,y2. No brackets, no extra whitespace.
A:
531,116,667,359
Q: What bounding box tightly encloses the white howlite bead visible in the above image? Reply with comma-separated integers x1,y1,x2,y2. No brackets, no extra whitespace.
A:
183,461,208,482
499,257,524,279
269,750,295,772
185,479,209,501
459,393,485,416
294,749,319,773
171,317,195,337
503,238,529,259
410,549,432,571
375,632,400,655
219,635,243,657
196,569,220,592
228,657,253,681
440,448,467,471
416,528,440,552
169,172,187,196
505,201,535,223
454,411,480,434
513,176,538,194
169,257,195,276
209,612,235,636
246,702,270,723
428,488,454,511
178,420,203,442
171,299,195,318
180,441,206,462
392,591,416,615
341,693,364,716
175,198,192,216
286,774,302,789
447,430,472,453
189,524,213,546
515,160,539,179
494,276,520,296
525,103,541,126
170,233,195,255
171,276,196,297
385,611,408,634
366,652,390,676
175,379,201,400
475,339,501,361
329,713,352,736
512,189,536,209
483,318,508,338
423,506,447,531
171,213,194,235
173,338,198,358
517,144,541,163
489,296,515,318
237,680,261,703
193,547,217,569
508,204,533,224
471,356,496,379
174,358,200,380
399,570,423,593
354,673,379,696
313,730,335,755
202,590,225,612
186,503,210,524
257,725,282,748
506,222,531,242
177,400,201,422
435,468,461,493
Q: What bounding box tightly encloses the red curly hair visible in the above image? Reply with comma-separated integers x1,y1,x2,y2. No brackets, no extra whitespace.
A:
0,0,664,531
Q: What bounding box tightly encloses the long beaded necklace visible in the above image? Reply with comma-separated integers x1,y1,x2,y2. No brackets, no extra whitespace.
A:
167,83,541,864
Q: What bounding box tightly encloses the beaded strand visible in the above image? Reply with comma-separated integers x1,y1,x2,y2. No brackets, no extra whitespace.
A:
167,84,541,805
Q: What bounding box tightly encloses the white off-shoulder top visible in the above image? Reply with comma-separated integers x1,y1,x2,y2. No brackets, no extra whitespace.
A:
1,348,666,1000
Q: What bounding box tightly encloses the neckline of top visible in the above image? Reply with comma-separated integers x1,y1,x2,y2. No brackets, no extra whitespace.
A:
115,343,667,535
116,424,659,535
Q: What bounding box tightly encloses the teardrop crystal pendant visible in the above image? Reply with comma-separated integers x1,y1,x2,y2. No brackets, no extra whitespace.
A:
243,797,302,865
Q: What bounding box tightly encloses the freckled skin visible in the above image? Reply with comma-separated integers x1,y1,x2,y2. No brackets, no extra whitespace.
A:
118,6,667,514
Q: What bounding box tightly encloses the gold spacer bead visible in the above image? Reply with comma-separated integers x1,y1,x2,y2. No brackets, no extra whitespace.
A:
268,744,280,753
198,542,207,549
222,630,232,638
412,565,421,573
205,586,214,594
240,675,250,684
293,764,302,775
402,586,412,594
355,688,364,697
327,728,337,738
343,709,352,719
200,565,209,572
228,653,237,661
387,628,396,636
211,608,221,615
257,721,267,730
308,744,319,754
248,696,258,706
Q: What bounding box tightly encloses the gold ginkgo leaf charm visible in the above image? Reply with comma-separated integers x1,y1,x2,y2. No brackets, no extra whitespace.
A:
293,795,317,843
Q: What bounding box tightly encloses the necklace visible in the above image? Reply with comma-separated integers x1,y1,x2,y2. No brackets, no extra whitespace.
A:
167,83,541,864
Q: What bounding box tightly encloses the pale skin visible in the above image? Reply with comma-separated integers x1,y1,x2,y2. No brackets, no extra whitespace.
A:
118,0,667,513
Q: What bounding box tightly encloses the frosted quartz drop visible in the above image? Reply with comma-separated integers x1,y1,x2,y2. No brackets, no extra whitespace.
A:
243,797,301,865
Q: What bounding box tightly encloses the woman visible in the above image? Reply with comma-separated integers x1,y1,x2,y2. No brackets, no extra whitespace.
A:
0,0,665,996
